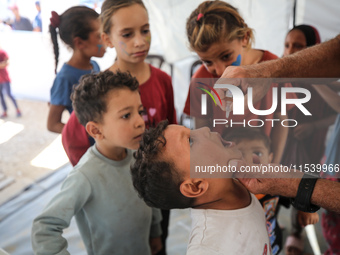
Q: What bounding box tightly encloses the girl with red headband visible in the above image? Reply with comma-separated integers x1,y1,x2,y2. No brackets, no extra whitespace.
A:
47,6,106,133
183,0,297,165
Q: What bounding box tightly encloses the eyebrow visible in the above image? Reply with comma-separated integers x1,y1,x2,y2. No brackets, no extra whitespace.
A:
117,104,143,113
249,146,267,151
218,50,232,58
119,23,150,33
201,50,232,62
118,106,132,113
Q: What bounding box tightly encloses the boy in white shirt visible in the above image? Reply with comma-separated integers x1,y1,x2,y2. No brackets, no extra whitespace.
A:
131,121,271,255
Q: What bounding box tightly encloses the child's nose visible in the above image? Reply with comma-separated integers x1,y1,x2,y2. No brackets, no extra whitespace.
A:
214,62,226,77
134,33,146,47
135,113,145,128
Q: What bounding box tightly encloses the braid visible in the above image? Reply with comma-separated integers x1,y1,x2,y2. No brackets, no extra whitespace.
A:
49,24,59,74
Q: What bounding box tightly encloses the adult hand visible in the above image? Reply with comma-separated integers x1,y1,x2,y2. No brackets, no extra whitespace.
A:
293,123,315,140
213,66,273,112
297,211,319,227
230,160,303,197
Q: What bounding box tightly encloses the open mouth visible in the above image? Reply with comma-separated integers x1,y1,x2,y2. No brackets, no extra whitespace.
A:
218,134,234,147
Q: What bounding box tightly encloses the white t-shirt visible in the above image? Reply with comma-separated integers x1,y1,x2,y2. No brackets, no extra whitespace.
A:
187,193,271,255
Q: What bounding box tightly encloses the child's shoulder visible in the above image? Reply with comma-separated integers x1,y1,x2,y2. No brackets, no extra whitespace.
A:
75,146,135,173
90,60,100,72
55,63,78,78
260,50,279,61
149,64,171,81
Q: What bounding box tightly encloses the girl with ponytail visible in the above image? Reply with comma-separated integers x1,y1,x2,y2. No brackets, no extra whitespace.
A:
47,6,106,133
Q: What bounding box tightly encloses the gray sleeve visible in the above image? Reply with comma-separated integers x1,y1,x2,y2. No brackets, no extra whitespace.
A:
31,171,92,254
149,207,163,238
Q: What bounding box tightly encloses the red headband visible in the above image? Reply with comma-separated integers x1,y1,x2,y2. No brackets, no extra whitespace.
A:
197,13,204,21
50,11,60,28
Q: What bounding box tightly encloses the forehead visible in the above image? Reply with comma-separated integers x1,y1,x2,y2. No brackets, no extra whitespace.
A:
105,88,140,109
236,139,268,151
196,39,241,59
162,125,190,167
110,4,148,29
286,29,306,42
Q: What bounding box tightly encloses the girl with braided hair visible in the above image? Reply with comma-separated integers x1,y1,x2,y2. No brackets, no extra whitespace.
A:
47,6,106,133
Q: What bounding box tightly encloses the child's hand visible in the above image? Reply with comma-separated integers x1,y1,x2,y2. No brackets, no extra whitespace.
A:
149,236,162,255
298,211,319,227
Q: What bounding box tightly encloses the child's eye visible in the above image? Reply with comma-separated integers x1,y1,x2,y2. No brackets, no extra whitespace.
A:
139,109,146,116
202,60,212,66
122,113,131,119
122,33,131,38
222,53,232,61
189,137,193,147
142,29,150,34
253,151,263,157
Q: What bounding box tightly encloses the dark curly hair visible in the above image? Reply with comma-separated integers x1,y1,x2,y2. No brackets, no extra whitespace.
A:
71,70,139,126
131,120,196,210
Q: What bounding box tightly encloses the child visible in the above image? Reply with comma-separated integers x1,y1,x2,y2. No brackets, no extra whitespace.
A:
0,46,21,118
32,70,162,255
47,6,106,133
62,0,177,166
61,2,177,252
182,0,297,164
224,127,319,255
131,121,271,254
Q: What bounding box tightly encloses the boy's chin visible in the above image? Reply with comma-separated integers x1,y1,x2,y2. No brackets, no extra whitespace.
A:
129,145,139,151
129,142,141,151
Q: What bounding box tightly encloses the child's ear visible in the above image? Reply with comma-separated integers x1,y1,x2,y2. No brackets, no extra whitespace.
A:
179,179,208,198
73,37,86,50
241,31,249,47
86,121,104,140
102,33,114,48
268,152,273,163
